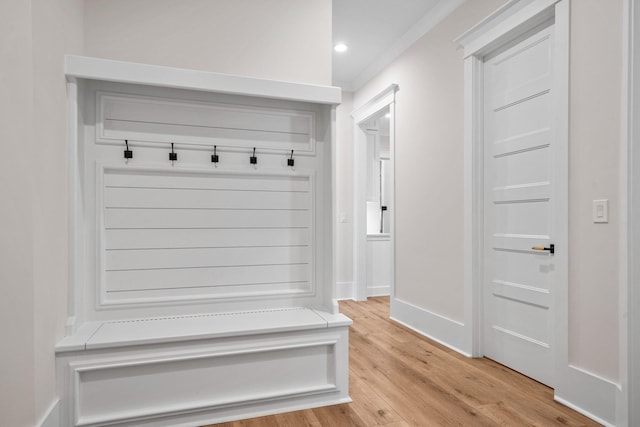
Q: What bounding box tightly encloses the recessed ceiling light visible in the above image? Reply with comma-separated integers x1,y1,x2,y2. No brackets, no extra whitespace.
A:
334,43,349,53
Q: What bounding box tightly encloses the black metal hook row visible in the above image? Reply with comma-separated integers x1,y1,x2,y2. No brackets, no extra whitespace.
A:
122,141,296,167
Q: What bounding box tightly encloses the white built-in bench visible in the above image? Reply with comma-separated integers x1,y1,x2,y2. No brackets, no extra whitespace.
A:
56,308,351,427
56,56,350,427
58,308,350,351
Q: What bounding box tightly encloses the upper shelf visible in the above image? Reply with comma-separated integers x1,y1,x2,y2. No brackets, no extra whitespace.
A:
65,55,342,106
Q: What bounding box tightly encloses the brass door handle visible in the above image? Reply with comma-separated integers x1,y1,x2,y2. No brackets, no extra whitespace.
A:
532,244,554,254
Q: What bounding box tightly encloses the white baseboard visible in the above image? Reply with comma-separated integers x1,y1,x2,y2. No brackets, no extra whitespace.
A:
555,365,619,427
390,298,469,356
367,285,390,297
36,399,59,427
336,281,355,300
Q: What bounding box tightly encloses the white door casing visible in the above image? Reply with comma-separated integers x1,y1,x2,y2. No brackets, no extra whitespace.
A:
483,23,556,387
461,2,623,424
351,84,398,301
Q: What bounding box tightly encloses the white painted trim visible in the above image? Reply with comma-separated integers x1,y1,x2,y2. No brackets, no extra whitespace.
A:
330,105,340,315
349,0,465,91
335,282,355,300
366,286,390,297
554,366,618,427
36,399,60,427
351,85,399,302
388,99,397,301
351,85,399,123
624,0,640,425
64,55,341,105
551,0,571,400
66,78,80,335
70,340,340,426
390,298,469,357
462,55,484,358
456,0,557,58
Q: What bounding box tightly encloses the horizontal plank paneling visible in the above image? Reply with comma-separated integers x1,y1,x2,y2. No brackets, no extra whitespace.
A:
106,246,310,271
105,282,311,303
106,263,310,292
105,171,310,192
99,93,314,151
104,208,310,229
105,187,310,210
100,167,314,302
103,94,313,134
105,228,310,250
104,119,311,146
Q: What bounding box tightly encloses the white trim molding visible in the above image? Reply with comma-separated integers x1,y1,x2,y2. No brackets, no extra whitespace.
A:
36,399,60,427
390,298,469,357
456,1,618,424
351,84,399,302
65,55,342,105
555,365,618,427
623,0,640,425
335,282,355,300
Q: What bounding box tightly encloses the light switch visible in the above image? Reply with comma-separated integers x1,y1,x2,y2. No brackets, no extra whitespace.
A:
339,212,348,223
593,199,609,223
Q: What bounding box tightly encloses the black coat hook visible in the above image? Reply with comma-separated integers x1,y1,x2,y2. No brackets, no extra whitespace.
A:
250,147,257,165
211,145,219,164
288,150,295,167
124,140,133,159
169,143,177,162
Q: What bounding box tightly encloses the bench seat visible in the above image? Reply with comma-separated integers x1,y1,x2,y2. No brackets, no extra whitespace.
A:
56,308,352,427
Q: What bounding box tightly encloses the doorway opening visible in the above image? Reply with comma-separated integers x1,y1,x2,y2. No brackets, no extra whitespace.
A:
363,107,392,297
351,84,398,301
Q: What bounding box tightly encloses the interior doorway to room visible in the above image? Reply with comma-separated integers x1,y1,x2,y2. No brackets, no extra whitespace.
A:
362,107,392,297
351,84,398,302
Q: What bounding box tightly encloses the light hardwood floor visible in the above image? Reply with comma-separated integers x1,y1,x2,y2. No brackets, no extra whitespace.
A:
208,297,601,426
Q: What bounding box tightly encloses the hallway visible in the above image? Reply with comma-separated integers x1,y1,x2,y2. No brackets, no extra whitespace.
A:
211,297,600,426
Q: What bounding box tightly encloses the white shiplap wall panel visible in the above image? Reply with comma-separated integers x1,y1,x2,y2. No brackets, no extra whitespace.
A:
98,93,315,152
100,167,314,304
104,208,310,229
105,228,310,250
105,188,310,210
106,246,310,271
105,264,310,292
105,228,311,250
104,171,311,192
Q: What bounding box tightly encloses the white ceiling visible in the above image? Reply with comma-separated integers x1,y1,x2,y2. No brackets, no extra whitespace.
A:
332,0,464,91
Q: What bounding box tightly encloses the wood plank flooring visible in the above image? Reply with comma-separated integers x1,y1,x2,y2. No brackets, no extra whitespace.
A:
207,297,601,426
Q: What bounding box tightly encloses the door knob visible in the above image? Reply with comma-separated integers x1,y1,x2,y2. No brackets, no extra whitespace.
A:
531,244,554,254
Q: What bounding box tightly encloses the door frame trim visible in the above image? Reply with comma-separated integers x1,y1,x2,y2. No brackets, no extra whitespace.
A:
456,0,568,381
623,0,639,424
350,84,399,301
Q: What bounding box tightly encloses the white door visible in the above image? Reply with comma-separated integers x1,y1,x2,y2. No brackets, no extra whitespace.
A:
483,23,557,387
